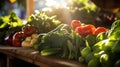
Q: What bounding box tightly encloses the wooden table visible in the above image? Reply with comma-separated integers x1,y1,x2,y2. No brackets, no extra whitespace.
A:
0,46,87,67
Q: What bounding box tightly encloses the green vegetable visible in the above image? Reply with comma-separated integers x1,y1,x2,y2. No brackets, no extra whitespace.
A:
85,52,95,63
79,56,85,63
37,23,86,60
93,39,116,52
108,20,120,40
96,32,108,42
37,24,71,56
66,40,76,59
88,58,100,67
40,48,61,56
28,11,61,34
81,46,91,58
0,12,23,44
86,34,97,47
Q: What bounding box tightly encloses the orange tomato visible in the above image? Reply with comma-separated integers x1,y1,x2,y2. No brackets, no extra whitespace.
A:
71,20,81,29
75,24,96,37
94,27,108,35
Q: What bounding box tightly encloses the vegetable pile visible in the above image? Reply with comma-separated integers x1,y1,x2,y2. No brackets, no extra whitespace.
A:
1,10,120,67
34,19,108,61
0,11,61,47
0,12,23,45
79,20,120,67
28,11,61,34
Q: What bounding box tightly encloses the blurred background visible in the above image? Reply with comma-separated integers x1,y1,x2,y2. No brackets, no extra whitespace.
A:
0,0,120,27
0,0,26,19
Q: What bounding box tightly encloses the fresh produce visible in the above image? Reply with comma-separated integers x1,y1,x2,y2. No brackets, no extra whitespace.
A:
22,25,36,36
70,20,81,29
31,19,108,63
27,11,61,34
87,58,100,67
0,12,23,45
21,41,31,48
75,24,96,37
1,10,120,67
31,33,38,39
40,48,61,56
79,20,120,67
108,20,120,40
12,25,36,47
85,34,97,46
21,33,38,48
81,46,91,58
94,27,108,35
34,23,85,60
25,37,32,42
71,20,108,37
12,31,27,47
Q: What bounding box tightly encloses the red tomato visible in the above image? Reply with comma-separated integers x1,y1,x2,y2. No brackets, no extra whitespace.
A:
71,20,81,29
12,31,27,47
22,25,36,36
75,24,96,37
94,27,108,35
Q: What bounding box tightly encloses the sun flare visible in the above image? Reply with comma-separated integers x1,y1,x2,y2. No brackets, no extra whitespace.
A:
45,0,71,8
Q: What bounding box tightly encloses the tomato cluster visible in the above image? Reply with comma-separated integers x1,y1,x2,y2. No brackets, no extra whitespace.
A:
71,20,108,37
5,25,36,47
12,25,36,47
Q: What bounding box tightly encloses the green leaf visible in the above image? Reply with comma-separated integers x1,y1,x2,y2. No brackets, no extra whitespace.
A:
96,32,108,42
86,34,97,47
108,20,120,40
108,26,120,40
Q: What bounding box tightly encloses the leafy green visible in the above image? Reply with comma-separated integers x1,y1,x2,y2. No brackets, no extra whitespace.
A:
96,32,108,42
0,12,23,44
86,34,97,47
28,11,61,34
0,11,23,29
108,20,120,40
36,24,86,60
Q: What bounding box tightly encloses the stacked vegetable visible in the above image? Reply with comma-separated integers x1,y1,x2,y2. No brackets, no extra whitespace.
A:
0,11,61,47
33,19,108,61
1,10,120,67
27,11,61,34
12,25,36,47
35,23,83,59
0,12,23,45
35,19,120,67
79,20,120,67
21,11,62,48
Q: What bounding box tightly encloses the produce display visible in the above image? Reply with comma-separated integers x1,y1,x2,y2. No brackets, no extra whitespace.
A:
0,11,61,47
1,11,120,67
0,12,23,45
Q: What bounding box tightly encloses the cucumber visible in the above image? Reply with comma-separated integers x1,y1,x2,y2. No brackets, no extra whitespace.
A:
40,48,61,56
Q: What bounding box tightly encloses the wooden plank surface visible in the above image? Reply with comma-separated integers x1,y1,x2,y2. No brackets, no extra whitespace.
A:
0,46,87,67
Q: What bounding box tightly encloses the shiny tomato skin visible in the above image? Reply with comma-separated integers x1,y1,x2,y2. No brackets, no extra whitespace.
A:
75,24,96,37
94,27,108,35
12,32,27,47
22,25,36,36
71,20,81,29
